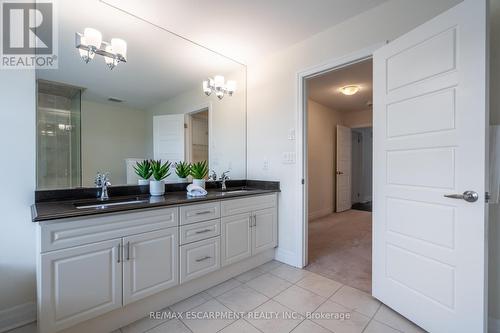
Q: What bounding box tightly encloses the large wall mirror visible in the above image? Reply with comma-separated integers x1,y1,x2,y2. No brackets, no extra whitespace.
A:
36,0,246,189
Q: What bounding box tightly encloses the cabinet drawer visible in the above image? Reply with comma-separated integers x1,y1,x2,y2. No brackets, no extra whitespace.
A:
221,194,277,217
180,237,220,283
39,207,178,252
180,202,220,225
180,219,220,245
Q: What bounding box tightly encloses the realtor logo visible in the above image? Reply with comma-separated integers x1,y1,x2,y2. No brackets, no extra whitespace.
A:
1,0,57,68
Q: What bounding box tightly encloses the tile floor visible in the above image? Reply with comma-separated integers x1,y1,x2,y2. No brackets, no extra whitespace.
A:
8,261,426,333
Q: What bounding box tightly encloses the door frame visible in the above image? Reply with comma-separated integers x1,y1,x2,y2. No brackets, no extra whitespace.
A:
184,102,213,167
296,43,384,268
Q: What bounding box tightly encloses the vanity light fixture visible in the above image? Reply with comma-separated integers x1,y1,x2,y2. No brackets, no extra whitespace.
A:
75,28,127,70
339,85,361,95
203,75,236,99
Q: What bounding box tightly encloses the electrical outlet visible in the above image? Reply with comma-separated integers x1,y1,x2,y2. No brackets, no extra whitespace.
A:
263,159,270,171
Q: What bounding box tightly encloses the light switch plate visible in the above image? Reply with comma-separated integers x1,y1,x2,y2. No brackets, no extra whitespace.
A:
282,152,296,164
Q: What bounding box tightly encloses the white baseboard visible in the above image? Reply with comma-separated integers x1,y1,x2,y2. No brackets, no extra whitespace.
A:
0,302,36,333
308,206,333,221
490,316,500,333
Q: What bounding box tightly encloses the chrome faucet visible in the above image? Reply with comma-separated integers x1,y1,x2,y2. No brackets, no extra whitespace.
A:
220,171,230,191
95,172,111,201
208,169,217,181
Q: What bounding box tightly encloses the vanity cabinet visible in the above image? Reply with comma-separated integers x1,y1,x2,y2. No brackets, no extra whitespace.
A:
123,228,178,305
220,194,278,267
39,239,123,332
37,193,278,333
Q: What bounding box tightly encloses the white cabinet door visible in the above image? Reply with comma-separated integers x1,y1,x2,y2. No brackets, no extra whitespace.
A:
252,208,277,255
180,237,220,283
221,213,252,266
40,239,122,333
373,1,487,332
123,228,178,305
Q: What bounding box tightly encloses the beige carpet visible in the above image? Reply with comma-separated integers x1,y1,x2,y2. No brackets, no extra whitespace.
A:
306,210,372,293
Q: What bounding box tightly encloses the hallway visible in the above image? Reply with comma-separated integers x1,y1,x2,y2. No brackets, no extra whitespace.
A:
306,210,372,293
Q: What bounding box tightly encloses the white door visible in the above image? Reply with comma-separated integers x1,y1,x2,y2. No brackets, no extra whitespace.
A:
336,125,352,212
221,213,252,266
40,239,122,333
153,114,185,165
252,208,278,254
372,1,488,332
122,228,178,305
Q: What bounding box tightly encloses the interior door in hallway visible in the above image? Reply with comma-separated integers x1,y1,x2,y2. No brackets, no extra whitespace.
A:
336,125,352,212
372,0,488,332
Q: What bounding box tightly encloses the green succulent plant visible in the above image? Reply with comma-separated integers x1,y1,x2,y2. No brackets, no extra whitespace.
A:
190,160,208,180
150,160,171,181
175,161,191,179
133,160,153,180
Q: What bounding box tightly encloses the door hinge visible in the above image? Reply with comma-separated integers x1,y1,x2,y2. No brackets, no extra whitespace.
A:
486,192,491,203
184,123,188,128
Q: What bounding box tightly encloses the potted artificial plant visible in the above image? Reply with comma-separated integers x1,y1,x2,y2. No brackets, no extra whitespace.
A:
175,161,191,182
134,160,153,185
190,160,208,189
149,160,171,196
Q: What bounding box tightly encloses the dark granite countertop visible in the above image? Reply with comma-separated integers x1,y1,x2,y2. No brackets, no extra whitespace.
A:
32,180,280,222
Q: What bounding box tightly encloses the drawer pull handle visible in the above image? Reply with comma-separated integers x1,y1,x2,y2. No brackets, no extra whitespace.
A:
117,243,122,263
195,210,213,215
195,256,212,262
195,228,213,234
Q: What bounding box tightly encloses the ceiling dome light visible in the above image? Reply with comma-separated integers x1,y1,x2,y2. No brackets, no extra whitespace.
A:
339,85,361,95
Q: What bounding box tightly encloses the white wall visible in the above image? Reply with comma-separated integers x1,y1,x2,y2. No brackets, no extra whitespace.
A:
81,100,149,186
246,0,461,266
307,100,342,220
0,70,36,329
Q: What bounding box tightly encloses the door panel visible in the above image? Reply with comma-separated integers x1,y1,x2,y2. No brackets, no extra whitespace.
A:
336,125,352,212
372,1,487,332
221,213,252,266
123,228,178,305
252,208,278,254
40,239,122,332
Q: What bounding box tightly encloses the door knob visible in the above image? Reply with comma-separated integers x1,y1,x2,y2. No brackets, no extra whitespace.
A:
444,191,479,202
336,171,344,175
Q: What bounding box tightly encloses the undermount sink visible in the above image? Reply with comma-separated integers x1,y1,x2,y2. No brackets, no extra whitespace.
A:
75,198,148,209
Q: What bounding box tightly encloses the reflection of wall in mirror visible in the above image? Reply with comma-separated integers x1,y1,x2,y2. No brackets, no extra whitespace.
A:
81,99,150,186
147,69,246,179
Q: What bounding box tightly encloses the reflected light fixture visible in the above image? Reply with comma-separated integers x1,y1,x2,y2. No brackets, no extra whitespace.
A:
76,28,127,70
203,75,236,99
339,85,361,95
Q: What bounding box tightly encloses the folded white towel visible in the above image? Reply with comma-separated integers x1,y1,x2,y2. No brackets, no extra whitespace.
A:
187,184,208,197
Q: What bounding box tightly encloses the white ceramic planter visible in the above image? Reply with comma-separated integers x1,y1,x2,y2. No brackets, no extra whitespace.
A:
138,179,149,186
192,179,206,189
149,180,165,196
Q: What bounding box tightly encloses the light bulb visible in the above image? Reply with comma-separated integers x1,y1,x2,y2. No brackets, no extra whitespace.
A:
214,75,224,88
226,80,236,95
111,38,127,60
216,90,224,99
203,80,212,96
104,44,116,69
83,28,102,49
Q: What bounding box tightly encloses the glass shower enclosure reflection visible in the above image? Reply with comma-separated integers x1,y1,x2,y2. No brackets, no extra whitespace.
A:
36,80,82,189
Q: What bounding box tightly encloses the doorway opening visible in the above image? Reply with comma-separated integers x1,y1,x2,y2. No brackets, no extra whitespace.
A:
185,108,209,164
305,58,373,292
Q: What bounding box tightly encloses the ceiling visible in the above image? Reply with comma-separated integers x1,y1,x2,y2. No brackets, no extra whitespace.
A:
37,0,243,110
101,0,388,64
307,59,373,112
